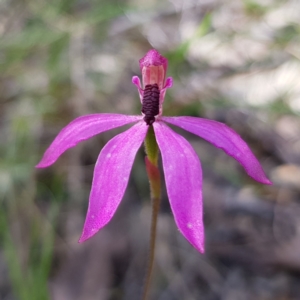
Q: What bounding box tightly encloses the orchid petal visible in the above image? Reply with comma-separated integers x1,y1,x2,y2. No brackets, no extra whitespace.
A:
163,77,173,89
132,76,143,102
36,114,142,168
162,116,271,185
159,77,173,108
79,121,148,242
153,121,204,253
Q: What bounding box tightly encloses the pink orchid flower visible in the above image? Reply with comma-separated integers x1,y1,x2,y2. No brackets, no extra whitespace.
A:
36,49,271,253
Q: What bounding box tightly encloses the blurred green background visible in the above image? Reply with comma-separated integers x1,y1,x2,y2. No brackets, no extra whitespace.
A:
1,0,300,299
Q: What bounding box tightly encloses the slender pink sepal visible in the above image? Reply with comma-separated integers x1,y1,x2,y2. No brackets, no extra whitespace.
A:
162,116,272,185
36,114,141,168
153,121,204,253
79,121,148,243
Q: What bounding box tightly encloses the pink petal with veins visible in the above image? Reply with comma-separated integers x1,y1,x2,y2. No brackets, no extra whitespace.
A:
162,116,271,185
36,114,141,168
79,121,148,242
154,121,204,253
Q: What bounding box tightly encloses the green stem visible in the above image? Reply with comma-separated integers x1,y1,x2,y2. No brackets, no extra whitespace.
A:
142,126,161,300
142,194,161,300
144,126,159,166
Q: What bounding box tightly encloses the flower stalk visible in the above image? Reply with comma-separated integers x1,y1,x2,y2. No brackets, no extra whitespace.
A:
142,127,161,300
